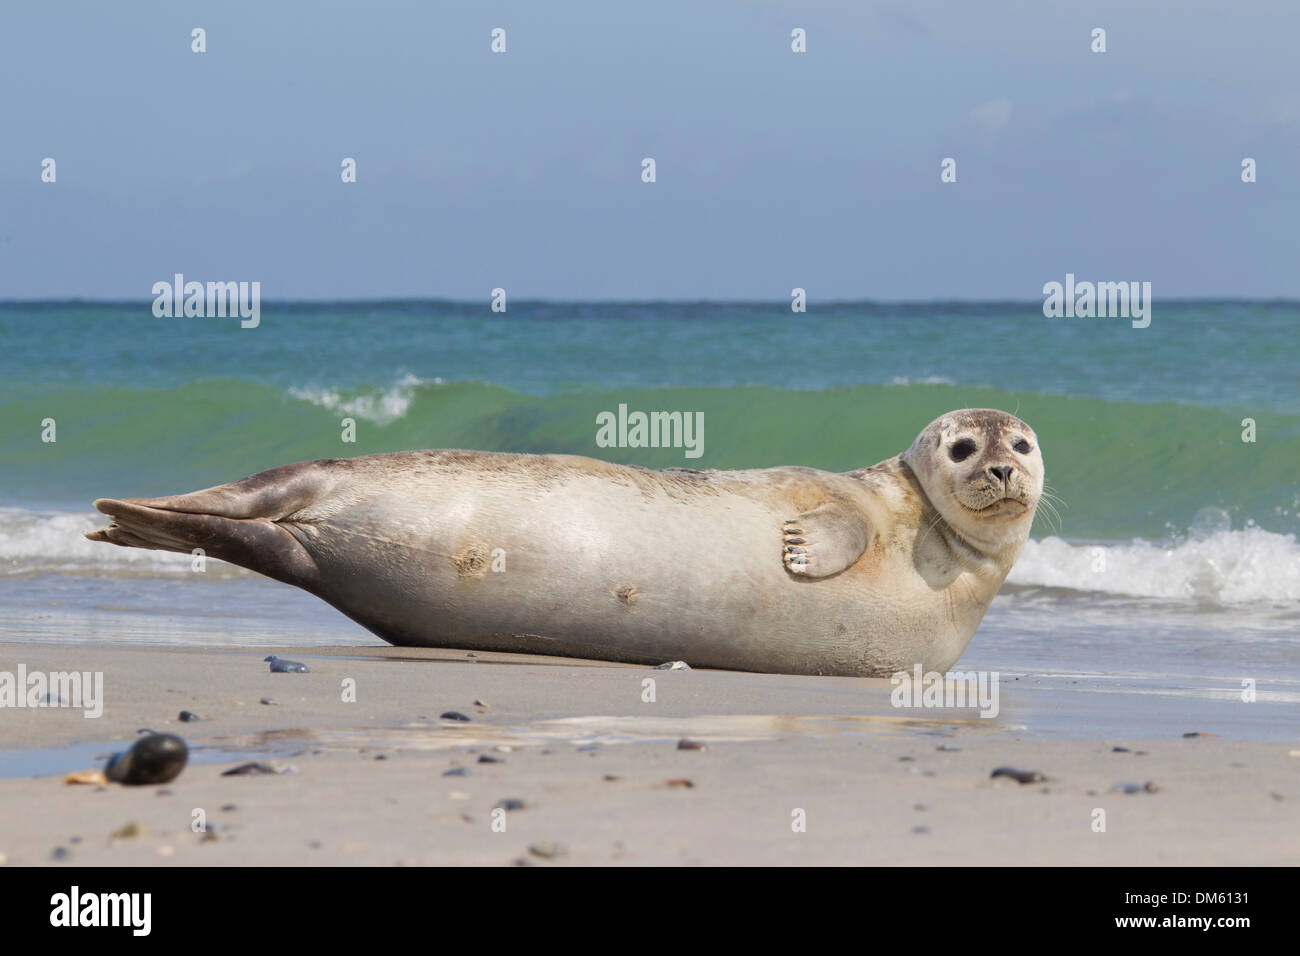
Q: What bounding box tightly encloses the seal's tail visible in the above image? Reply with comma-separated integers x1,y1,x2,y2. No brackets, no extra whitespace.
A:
84,462,330,585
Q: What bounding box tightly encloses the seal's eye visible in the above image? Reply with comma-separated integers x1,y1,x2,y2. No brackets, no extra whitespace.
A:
949,439,976,462
1012,439,1032,454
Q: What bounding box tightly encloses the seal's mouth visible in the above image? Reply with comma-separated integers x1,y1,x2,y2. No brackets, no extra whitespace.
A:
960,497,1030,518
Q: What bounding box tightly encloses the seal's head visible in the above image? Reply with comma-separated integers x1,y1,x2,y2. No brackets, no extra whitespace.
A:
902,408,1043,556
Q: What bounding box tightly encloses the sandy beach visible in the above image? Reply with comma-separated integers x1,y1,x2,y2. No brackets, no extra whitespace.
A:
0,643,1295,867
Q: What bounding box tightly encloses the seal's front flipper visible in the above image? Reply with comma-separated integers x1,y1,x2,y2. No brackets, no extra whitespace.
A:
782,502,870,578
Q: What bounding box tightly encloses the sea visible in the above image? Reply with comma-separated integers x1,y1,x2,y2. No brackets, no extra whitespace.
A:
1,300,1297,739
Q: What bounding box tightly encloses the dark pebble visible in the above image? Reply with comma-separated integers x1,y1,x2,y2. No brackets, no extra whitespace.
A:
1182,731,1214,738
442,767,469,777
260,698,278,706
666,778,694,788
936,745,961,752
69,836,83,844
440,711,471,722
51,846,70,861
221,804,238,812
1112,746,1131,752
374,754,388,761
178,710,201,722
478,754,503,764
265,656,309,673
677,739,705,751
495,798,526,811
221,761,294,776
105,733,189,786
898,755,915,762
990,766,1047,784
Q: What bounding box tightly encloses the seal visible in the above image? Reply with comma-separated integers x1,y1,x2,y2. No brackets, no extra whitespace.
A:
84,408,1042,676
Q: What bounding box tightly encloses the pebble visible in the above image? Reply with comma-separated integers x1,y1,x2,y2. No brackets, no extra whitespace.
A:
1182,731,1216,738
221,804,238,812
442,767,469,777
178,710,201,722
528,842,568,859
105,733,189,786
677,739,705,751
156,789,173,797
51,846,70,861
260,698,278,706
603,774,621,782
221,761,297,776
654,661,691,671
665,778,694,789
1111,782,1159,794
473,699,489,708
912,826,930,835
990,766,1047,784
495,798,527,811
936,745,961,752
265,656,309,673
1112,746,1131,752
111,822,147,840
477,755,503,764
440,711,471,722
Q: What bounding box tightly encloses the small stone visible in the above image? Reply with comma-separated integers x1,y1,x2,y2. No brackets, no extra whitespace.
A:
913,803,927,811
220,804,237,812
156,789,173,797
105,733,188,786
442,767,469,777
260,698,278,705
1182,731,1216,738
440,711,471,722
221,761,296,776
677,739,705,751
528,842,568,859
178,710,201,722
603,774,621,782
1112,746,1131,752
936,745,960,752
1270,792,1284,801
374,754,388,760
473,699,489,708
69,836,83,844
654,661,691,671
513,857,535,866
478,754,503,764
912,825,930,834
898,755,915,762
111,822,147,840
495,798,526,811
265,656,309,673
990,766,1046,784
51,846,70,861
665,778,694,788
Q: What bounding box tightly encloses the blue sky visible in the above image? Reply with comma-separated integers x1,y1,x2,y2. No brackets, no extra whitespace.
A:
2,0,1297,299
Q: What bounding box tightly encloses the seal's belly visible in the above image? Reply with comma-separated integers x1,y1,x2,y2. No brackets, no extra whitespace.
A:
299,477,981,675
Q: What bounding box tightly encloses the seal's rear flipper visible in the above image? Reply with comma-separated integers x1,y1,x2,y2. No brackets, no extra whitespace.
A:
84,465,328,586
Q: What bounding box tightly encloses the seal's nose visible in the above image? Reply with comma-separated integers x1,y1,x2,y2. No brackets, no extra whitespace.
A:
988,465,1013,485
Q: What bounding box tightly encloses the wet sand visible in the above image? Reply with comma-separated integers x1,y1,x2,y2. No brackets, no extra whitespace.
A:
0,644,1296,866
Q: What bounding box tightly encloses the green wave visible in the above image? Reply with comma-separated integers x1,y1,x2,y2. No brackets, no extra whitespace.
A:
3,380,1296,540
